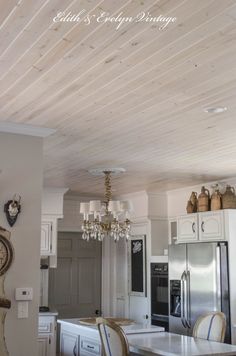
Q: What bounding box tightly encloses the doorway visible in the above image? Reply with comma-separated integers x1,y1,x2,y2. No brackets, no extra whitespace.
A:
49,232,102,318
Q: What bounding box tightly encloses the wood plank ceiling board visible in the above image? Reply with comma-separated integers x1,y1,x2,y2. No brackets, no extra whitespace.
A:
0,0,236,194
0,0,182,120
4,0,212,123
23,1,236,130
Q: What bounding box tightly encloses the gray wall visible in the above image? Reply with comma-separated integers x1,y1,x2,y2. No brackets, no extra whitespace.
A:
0,133,43,356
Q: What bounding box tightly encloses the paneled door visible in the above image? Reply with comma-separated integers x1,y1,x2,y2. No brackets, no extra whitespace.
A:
49,232,102,318
37,335,49,356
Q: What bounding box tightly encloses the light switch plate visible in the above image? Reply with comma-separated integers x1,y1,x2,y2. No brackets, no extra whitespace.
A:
17,301,28,318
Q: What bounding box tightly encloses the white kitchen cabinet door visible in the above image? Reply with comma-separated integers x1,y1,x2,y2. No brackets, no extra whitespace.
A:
38,315,56,356
199,211,225,241
38,335,49,356
41,221,53,255
60,331,79,356
177,215,198,243
80,337,101,355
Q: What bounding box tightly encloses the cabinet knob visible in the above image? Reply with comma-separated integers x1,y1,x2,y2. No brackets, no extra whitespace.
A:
192,222,196,233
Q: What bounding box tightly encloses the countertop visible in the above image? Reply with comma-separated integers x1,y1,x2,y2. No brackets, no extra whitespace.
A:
58,318,164,334
39,309,58,316
127,332,236,356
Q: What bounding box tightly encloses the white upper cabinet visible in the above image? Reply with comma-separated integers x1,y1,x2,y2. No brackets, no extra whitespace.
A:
171,210,227,244
177,214,198,243
40,188,68,266
199,211,225,241
41,221,53,256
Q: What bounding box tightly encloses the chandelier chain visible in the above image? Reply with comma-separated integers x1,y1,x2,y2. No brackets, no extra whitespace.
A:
104,171,112,205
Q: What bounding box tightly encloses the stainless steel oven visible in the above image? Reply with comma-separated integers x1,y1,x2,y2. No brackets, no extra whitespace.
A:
151,263,169,331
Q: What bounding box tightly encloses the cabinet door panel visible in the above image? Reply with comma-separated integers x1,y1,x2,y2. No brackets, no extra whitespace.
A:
60,331,79,356
80,337,101,355
199,211,225,241
41,221,53,255
177,215,198,243
38,335,49,356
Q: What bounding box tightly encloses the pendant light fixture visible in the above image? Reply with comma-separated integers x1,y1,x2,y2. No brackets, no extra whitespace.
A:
80,168,132,242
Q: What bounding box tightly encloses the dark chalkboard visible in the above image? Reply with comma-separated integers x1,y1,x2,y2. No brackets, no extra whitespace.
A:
130,237,146,295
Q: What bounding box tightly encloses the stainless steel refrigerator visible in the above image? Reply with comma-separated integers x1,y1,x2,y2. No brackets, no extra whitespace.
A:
168,242,231,343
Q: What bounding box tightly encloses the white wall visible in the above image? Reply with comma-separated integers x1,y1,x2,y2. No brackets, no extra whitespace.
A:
58,195,95,232
0,133,43,356
42,188,68,217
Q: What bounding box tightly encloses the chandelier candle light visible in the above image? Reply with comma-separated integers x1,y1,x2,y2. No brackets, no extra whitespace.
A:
80,168,132,242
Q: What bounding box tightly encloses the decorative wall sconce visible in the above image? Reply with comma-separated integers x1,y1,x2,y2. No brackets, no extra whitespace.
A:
4,194,21,227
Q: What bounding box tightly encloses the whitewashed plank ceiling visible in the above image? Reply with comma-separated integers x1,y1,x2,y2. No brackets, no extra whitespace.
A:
1,0,236,195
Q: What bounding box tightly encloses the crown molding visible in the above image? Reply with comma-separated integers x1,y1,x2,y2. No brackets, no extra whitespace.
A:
0,122,56,137
43,187,68,195
166,176,236,195
148,215,168,221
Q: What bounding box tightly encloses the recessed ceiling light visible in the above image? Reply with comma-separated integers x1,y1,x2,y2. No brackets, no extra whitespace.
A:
203,107,227,114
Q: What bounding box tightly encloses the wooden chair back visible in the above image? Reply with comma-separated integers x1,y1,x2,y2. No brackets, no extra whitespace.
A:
193,311,226,342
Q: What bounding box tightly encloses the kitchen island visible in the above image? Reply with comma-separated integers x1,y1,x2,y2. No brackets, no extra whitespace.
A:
58,319,236,356
128,332,236,356
58,318,163,355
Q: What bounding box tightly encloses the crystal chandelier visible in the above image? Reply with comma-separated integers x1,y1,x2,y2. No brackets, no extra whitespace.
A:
80,169,132,242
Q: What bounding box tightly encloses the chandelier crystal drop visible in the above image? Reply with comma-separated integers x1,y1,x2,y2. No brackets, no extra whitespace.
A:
80,170,132,242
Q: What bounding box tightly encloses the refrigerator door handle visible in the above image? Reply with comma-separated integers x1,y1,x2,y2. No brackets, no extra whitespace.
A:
181,271,187,328
216,244,222,310
186,270,191,328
